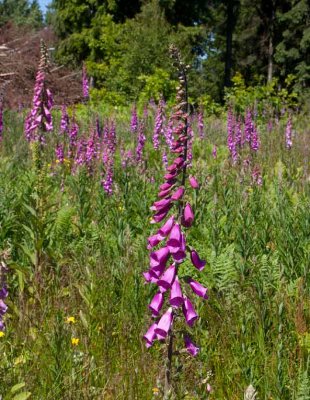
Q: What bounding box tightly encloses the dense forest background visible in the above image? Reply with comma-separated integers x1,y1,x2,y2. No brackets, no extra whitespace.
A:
0,0,309,106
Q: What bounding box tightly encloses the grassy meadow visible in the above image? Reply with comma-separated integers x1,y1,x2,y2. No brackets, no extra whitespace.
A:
0,103,309,400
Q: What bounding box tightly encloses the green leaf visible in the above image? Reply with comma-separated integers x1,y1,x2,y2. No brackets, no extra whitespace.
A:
11,383,25,394
12,392,32,400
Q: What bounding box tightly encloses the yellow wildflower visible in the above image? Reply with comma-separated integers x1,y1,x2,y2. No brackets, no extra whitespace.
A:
71,337,79,346
0,331,5,338
66,316,76,324
152,387,160,395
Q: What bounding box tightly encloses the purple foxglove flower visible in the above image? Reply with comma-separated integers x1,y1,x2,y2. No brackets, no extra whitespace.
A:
149,263,166,279
181,203,194,227
153,99,165,150
151,205,173,223
250,126,259,152
160,182,174,191
285,115,292,149
55,144,64,164
184,335,200,356
0,286,8,299
0,299,7,315
143,323,157,348
151,198,172,212
169,276,184,307
157,264,176,290
162,151,168,168
190,250,206,271
136,121,146,163
82,63,89,99
0,262,8,331
60,105,69,134
172,232,186,263
150,247,170,269
157,216,175,239
189,176,199,189
130,105,138,134
155,307,173,340
143,271,158,283
171,187,185,201
147,234,163,249
244,108,253,144
188,278,208,299
149,291,164,316
158,188,172,198
167,224,182,254
182,297,198,327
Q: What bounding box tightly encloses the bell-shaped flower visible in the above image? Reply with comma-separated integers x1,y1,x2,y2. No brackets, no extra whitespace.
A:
160,182,175,191
172,233,186,263
190,250,206,271
181,203,194,227
0,286,8,299
151,198,171,212
182,297,198,327
171,187,185,201
150,247,170,269
151,204,172,223
173,156,184,167
157,264,176,290
155,307,173,340
0,299,7,316
167,224,182,254
184,335,200,357
149,291,164,316
188,278,208,299
143,323,157,348
158,188,171,198
143,271,158,284
147,234,162,249
157,216,175,239
189,176,199,189
169,276,184,307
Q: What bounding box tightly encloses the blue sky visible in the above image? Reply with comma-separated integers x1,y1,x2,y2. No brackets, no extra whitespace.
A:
38,0,50,13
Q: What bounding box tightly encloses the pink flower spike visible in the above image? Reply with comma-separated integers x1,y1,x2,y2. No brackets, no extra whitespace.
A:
182,297,198,327
169,276,184,307
171,187,185,201
155,307,174,340
189,176,199,189
190,250,206,271
143,323,157,347
149,291,164,316
157,216,175,239
157,264,176,290
188,278,208,299
184,335,200,357
181,203,194,227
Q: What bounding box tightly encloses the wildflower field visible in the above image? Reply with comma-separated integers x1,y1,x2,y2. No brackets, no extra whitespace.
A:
0,41,309,400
